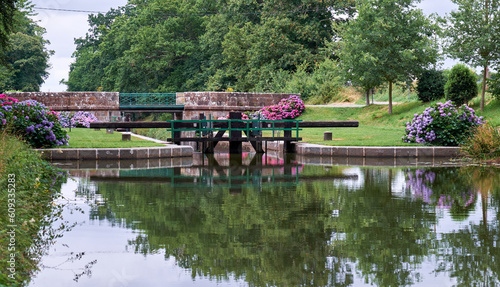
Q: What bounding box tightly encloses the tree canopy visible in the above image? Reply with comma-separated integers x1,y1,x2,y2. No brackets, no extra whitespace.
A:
337,0,439,114
0,0,18,49
0,1,53,92
445,0,500,111
65,0,355,94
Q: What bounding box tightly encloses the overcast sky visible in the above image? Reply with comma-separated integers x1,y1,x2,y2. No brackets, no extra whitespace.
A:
29,0,458,92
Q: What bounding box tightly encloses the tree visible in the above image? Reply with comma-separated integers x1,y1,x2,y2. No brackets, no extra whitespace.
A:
337,0,439,114
1,32,52,91
0,2,52,91
445,0,500,111
66,0,355,94
416,69,445,102
445,63,478,105
0,0,18,50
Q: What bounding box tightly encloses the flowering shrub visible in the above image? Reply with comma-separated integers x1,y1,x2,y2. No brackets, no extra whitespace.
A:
71,111,99,128
0,95,69,148
402,101,484,146
259,95,305,120
56,111,73,128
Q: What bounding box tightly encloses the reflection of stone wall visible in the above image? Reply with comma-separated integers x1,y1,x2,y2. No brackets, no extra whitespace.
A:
6,92,121,121
181,92,298,120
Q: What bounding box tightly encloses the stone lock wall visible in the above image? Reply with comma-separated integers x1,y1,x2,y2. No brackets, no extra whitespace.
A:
180,92,299,120
6,92,121,121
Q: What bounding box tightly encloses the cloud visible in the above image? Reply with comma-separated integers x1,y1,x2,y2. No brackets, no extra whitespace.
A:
29,0,127,92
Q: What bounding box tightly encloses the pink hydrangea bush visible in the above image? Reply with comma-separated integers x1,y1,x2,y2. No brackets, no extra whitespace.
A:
259,95,305,120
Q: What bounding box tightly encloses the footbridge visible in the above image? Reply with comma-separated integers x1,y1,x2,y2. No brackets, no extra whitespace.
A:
6,91,295,122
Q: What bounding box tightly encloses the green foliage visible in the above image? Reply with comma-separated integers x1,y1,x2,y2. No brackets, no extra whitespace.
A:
416,70,445,102
337,0,440,113
0,3,52,92
461,123,500,160
66,0,354,95
444,64,478,104
489,72,500,100
445,0,500,110
0,0,18,49
0,133,67,286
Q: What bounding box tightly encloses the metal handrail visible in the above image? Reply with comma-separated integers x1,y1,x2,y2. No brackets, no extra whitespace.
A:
119,93,178,107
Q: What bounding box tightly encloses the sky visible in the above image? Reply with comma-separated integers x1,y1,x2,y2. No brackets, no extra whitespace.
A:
29,0,458,92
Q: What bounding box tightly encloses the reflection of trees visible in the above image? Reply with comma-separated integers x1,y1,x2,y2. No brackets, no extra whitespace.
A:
75,165,500,286
82,165,355,286
336,168,436,286
434,166,500,286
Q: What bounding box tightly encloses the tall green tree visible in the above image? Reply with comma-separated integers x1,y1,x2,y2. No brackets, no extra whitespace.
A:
337,0,439,114
0,0,18,50
0,1,53,91
445,0,500,111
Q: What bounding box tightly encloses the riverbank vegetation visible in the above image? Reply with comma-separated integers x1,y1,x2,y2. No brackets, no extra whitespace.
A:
0,132,67,286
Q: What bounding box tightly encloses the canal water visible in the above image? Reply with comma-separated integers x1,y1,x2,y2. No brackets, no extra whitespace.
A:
28,154,500,287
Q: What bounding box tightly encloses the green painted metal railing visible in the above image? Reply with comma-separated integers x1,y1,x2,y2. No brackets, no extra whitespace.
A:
169,118,302,140
119,93,179,107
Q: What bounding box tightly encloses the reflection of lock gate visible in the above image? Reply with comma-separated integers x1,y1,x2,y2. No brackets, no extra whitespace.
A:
168,112,303,154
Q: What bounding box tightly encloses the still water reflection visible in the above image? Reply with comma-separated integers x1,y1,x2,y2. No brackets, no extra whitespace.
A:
29,154,500,287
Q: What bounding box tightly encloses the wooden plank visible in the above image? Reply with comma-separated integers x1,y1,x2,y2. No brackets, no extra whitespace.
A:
166,137,302,142
90,120,359,129
299,121,359,127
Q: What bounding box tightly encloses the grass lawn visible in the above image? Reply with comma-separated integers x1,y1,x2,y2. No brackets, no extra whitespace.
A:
63,128,165,148
298,96,500,146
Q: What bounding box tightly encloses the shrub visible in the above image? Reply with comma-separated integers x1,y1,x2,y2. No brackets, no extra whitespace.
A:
416,70,445,102
402,101,484,146
460,123,500,160
56,111,73,128
71,111,99,128
1,95,69,148
259,95,305,120
444,64,478,104
488,72,500,101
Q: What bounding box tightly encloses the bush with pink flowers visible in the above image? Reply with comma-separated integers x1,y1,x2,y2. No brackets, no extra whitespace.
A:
259,95,305,120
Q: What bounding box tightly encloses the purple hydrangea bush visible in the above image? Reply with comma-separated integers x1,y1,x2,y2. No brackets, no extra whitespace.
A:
56,111,73,128
402,101,484,146
259,95,305,120
1,95,69,148
71,111,99,128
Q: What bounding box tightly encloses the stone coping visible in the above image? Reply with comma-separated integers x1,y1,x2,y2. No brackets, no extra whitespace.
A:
295,143,462,158
38,146,193,161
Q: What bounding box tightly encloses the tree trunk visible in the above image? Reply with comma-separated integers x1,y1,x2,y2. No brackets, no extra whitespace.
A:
481,64,488,111
366,90,370,106
388,81,393,114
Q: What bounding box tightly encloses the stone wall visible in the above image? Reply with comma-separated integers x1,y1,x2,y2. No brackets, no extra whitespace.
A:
6,92,121,121
180,92,298,120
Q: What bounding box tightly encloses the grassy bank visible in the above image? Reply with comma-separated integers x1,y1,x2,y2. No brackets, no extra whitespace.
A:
0,133,67,286
298,97,500,146
64,97,500,148
63,128,165,148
